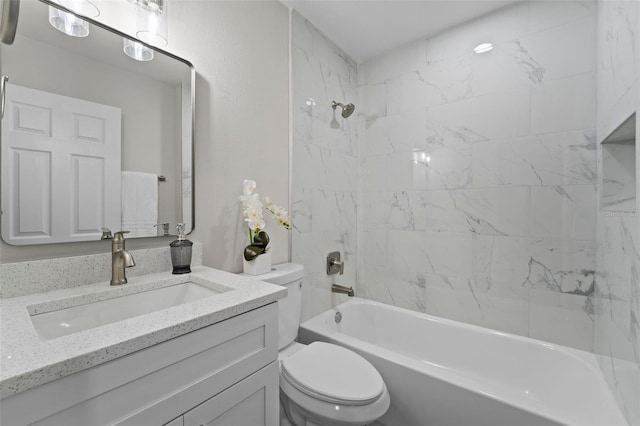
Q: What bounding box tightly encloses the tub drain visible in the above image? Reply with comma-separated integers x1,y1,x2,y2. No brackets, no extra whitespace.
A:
334,311,342,323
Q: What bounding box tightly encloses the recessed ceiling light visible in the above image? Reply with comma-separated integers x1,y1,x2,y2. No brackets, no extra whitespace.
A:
473,43,494,54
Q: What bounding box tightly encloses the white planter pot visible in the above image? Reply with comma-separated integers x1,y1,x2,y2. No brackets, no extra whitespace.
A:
242,251,272,275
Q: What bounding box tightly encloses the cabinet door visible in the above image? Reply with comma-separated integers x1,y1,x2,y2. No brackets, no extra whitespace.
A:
184,362,279,426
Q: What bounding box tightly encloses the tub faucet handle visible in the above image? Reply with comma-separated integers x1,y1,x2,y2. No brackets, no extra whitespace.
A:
332,259,344,274
327,251,344,275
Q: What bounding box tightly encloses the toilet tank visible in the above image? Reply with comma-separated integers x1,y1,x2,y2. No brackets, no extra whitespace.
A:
244,263,304,350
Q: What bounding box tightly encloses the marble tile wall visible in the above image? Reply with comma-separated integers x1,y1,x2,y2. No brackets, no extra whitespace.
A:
291,0,638,421
357,0,599,351
291,11,360,321
594,0,640,424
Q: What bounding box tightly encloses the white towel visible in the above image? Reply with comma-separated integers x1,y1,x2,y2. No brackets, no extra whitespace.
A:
121,171,158,237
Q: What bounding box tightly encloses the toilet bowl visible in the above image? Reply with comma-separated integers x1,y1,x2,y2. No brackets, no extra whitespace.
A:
279,341,390,426
242,263,390,426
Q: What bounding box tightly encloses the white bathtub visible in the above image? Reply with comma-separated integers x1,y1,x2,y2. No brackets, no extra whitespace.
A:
298,298,627,426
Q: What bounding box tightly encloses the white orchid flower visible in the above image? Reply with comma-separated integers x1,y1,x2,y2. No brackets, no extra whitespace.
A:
248,217,265,232
243,205,263,221
239,180,291,250
273,205,286,219
243,179,257,195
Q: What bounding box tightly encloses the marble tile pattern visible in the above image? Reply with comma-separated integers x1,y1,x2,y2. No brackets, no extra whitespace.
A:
291,11,360,321
0,244,203,299
594,1,640,424
0,265,286,398
356,0,599,351
291,3,638,421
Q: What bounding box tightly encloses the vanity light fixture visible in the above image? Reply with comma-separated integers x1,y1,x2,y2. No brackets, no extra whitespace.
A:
473,42,494,54
123,38,154,61
48,0,99,38
48,7,89,37
128,0,168,48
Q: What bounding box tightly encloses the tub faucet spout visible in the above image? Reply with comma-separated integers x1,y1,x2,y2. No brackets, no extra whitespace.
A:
332,284,354,297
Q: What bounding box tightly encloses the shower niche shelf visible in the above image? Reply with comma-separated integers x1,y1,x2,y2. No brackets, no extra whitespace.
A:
601,114,637,213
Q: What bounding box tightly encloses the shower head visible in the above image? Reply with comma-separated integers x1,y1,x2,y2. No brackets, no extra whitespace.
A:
342,103,355,118
332,100,356,118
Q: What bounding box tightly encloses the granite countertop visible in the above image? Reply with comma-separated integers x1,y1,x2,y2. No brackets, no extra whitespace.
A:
0,266,286,399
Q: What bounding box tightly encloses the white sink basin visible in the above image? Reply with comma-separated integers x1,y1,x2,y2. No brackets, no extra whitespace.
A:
30,282,222,339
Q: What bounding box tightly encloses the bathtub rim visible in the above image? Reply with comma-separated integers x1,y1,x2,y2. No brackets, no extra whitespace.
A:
299,297,627,426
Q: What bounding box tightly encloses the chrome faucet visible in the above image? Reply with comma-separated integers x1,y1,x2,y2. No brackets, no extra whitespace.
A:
331,284,355,297
110,231,135,286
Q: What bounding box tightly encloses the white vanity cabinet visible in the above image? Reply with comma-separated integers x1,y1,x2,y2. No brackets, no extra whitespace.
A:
0,303,279,426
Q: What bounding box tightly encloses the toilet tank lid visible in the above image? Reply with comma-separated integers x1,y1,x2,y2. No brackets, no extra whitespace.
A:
245,262,304,285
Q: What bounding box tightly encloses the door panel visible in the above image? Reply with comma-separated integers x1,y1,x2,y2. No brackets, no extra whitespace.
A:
12,148,51,238
72,155,106,236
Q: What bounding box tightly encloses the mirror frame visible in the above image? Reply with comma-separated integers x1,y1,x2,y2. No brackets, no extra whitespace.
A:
1,0,195,244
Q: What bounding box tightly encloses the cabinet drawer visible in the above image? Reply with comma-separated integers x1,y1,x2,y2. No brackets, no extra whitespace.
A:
184,361,279,426
1,303,278,426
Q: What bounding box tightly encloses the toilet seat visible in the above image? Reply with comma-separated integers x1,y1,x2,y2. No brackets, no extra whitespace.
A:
279,341,390,426
281,342,385,405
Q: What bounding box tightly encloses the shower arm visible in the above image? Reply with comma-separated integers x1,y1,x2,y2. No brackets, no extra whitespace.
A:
331,101,345,110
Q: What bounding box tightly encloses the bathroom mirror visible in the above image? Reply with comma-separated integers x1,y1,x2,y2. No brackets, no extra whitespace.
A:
0,0,194,245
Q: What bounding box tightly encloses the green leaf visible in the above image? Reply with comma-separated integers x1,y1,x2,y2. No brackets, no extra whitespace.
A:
244,245,266,261
253,231,270,248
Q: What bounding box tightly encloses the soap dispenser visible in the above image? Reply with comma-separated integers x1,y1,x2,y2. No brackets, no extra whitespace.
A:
170,223,193,274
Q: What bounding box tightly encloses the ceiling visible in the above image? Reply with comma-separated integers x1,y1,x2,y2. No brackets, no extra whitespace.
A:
281,0,520,62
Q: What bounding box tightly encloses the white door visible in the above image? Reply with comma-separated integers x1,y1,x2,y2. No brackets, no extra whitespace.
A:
1,83,121,244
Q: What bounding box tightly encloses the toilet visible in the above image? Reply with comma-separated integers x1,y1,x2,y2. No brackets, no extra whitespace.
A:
243,263,390,426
